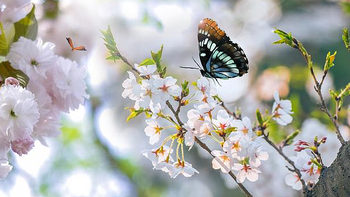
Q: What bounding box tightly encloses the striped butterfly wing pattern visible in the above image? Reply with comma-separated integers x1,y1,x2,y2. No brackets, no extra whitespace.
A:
198,18,249,79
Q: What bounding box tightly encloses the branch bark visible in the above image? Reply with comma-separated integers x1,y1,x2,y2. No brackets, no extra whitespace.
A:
304,140,350,197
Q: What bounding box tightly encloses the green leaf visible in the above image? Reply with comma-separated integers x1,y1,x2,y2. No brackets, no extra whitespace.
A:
0,61,29,87
181,80,189,97
256,109,264,126
0,22,9,56
101,26,121,61
342,28,350,51
13,4,38,42
151,45,163,74
272,28,295,47
126,108,146,122
323,51,337,71
284,130,300,146
139,58,155,66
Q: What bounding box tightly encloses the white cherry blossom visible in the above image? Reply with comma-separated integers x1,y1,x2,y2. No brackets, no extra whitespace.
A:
232,163,261,183
144,119,163,145
122,71,142,101
285,173,302,190
153,76,181,102
7,37,56,78
135,64,156,77
231,117,253,139
272,91,293,126
211,150,232,173
169,161,199,178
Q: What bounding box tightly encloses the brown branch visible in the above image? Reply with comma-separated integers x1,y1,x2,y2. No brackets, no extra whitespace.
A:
220,102,240,119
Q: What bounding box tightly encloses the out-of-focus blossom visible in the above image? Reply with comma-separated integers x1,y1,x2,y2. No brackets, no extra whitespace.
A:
51,57,89,112
4,77,19,86
0,0,32,25
144,119,163,145
6,37,56,78
10,136,34,156
272,91,293,125
256,66,290,101
0,160,12,179
0,84,39,141
169,161,199,178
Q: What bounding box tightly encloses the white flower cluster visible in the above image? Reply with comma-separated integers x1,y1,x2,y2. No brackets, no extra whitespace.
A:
122,64,181,115
0,37,88,179
272,91,293,126
285,142,322,190
122,70,270,180
0,0,33,26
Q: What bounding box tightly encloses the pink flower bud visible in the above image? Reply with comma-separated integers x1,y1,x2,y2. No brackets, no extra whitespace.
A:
321,137,327,144
11,137,35,156
294,147,305,152
5,77,19,86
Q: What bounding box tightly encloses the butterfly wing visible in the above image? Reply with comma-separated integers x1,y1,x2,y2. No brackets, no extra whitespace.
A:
66,37,74,49
198,18,229,74
72,46,87,51
197,18,249,79
209,40,249,79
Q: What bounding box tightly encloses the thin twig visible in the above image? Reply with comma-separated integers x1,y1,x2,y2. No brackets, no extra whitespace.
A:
220,102,240,119
294,41,346,145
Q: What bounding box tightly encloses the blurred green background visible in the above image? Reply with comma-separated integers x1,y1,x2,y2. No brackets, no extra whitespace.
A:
1,0,350,197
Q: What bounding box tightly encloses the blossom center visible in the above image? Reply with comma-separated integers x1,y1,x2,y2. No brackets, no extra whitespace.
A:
10,110,17,118
159,85,169,92
30,59,39,67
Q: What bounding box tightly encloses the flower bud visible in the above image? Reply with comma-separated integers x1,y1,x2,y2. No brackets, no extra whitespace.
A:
5,77,19,86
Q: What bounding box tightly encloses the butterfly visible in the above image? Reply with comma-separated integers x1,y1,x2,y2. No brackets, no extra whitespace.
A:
182,18,249,81
66,37,87,51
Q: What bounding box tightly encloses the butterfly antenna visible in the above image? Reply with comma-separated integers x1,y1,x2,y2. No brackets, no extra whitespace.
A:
180,66,199,70
192,56,202,69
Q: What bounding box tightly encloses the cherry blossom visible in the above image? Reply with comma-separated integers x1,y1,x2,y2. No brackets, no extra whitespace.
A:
231,117,253,139
6,37,56,78
141,146,173,167
285,173,302,190
272,91,293,126
232,163,261,183
153,76,181,102
144,119,163,145
135,64,156,77
122,71,142,101
212,110,233,133
11,136,34,156
211,150,232,173
169,161,199,178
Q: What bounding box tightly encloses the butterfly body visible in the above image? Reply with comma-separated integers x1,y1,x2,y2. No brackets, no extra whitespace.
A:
197,18,249,79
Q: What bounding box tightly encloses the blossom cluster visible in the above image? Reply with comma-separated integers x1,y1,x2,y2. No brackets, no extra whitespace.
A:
123,65,274,181
0,37,88,179
285,138,326,190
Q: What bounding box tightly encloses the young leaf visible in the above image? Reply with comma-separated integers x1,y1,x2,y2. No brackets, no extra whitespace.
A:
151,45,163,74
101,26,121,61
126,108,146,122
0,61,29,87
273,28,295,48
13,4,38,42
323,51,337,71
256,109,264,126
342,28,350,51
0,22,9,56
139,58,155,66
